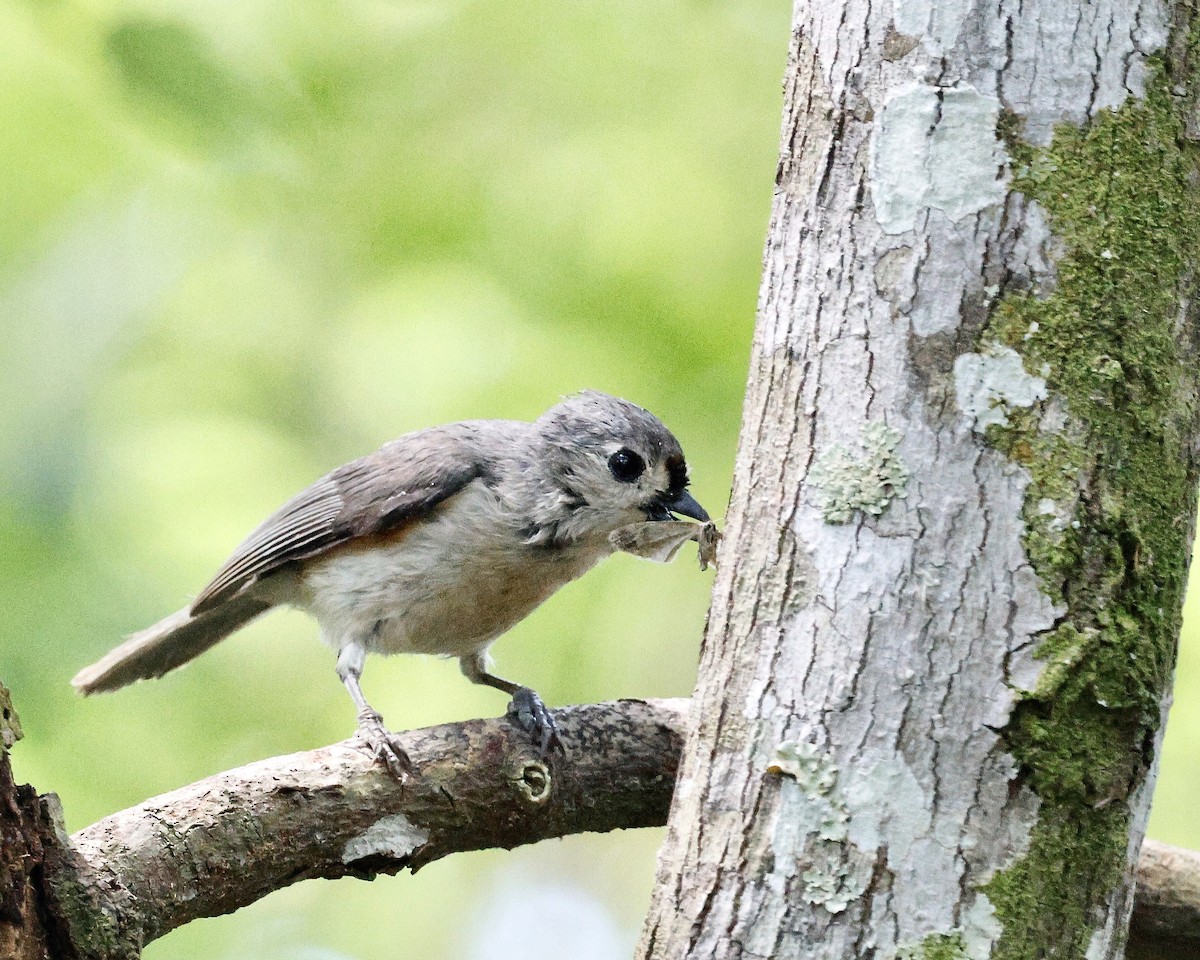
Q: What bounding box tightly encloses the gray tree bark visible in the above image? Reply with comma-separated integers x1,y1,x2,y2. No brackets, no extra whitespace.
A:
0,683,65,960
637,1,1200,958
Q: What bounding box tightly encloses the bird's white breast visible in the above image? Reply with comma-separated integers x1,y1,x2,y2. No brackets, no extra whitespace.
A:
295,481,610,657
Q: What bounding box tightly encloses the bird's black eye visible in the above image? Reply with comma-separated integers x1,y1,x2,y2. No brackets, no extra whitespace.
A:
608,448,645,483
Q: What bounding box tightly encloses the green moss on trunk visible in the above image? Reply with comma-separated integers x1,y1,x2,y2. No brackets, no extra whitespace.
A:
977,44,1200,960
897,932,969,960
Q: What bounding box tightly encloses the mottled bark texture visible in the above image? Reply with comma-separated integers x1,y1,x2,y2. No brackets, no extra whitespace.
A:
638,1,1200,959
1,682,131,960
0,682,57,960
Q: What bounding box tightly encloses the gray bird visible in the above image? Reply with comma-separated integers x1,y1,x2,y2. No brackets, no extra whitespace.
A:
73,391,710,773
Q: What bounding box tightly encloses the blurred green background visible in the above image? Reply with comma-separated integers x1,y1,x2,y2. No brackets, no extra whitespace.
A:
3,2,1199,958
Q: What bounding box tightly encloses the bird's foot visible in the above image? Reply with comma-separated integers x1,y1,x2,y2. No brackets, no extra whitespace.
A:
506,687,565,757
354,709,412,780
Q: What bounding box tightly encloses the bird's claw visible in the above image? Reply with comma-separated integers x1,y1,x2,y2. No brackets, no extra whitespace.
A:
506,687,565,756
355,710,412,780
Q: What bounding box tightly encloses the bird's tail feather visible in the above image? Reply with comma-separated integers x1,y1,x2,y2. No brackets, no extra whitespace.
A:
72,594,271,695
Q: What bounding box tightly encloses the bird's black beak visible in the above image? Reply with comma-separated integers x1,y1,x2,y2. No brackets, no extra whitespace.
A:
667,490,710,523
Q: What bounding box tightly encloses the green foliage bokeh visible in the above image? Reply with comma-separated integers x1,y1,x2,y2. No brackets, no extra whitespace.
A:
2,2,1198,958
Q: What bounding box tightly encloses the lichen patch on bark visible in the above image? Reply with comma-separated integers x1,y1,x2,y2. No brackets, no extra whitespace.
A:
768,741,850,842
809,421,909,523
953,347,1048,432
889,893,1002,959
341,813,429,864
870,84,1008,236
892,0,973,54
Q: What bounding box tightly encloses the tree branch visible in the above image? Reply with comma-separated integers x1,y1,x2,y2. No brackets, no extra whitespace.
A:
63,698,688,954
38,698,1200,957
1128,839,1200,959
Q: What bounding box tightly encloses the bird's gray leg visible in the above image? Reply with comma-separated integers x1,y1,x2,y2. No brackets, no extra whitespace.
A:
337,641,411,778
460,652,564,756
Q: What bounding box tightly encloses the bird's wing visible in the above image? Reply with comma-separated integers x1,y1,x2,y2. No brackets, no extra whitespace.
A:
189,424,493,613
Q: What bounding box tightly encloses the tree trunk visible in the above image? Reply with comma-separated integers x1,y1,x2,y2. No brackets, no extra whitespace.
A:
638,1,1200,958
0,683,125,960
0,684,49,960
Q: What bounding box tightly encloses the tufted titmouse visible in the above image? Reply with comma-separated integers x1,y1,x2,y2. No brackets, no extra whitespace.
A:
73,392,712,774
